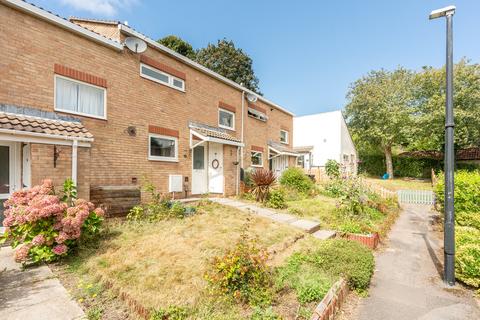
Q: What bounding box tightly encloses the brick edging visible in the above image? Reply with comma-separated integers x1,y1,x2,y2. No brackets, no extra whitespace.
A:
345,232,379,249
311,278,349,320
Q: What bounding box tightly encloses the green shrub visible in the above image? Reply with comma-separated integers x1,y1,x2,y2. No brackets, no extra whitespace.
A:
266,189,287,209
276,239,374,297
150,305,188,320
325,160,341,179
205,221,272,305
455,227,480,288
358,154,442,178
337,179,370,217
321,179,346,198
338,220,365,234
309,239,374,291
250,307,280,320
435,170,480,213
279,168,314,195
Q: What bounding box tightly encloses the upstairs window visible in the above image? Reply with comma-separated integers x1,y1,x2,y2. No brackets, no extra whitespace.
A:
280,130,289,144
248,107,268,122
55,76,106,119
251,151,263,167
148,134,178,162
218,108,235,130
140,63,185,91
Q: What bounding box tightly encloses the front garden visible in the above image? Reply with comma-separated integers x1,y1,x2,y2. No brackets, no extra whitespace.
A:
1,175,378,319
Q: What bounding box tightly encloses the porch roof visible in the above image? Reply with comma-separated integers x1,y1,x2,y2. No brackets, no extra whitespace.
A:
268,140,300,157
189,122,243,147
0,105,93,146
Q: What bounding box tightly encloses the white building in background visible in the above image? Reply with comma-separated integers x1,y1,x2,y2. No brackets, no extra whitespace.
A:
293,110,357,176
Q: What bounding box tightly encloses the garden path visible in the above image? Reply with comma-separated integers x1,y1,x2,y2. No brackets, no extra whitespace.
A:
0,246,84,320
208,198,336,239
355,204,480,320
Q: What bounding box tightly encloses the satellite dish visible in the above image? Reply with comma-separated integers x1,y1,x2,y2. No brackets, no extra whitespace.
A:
124,37,147,53
246,93,258,103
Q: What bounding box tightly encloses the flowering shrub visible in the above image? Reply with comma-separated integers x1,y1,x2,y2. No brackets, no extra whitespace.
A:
1,179,104,264
205,220,272,305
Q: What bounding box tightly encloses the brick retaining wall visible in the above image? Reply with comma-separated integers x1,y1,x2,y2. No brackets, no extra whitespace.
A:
311,278,349,320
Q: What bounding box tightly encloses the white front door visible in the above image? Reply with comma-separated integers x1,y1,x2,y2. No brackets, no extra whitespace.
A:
192,144,208,195
208,142,224,194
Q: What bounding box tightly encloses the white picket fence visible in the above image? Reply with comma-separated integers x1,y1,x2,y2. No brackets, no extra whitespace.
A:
397,190,436,205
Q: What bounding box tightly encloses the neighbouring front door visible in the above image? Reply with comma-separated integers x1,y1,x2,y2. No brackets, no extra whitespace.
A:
208,143,224,194
271,155,288,176
192,144,208,195
0,142,15,227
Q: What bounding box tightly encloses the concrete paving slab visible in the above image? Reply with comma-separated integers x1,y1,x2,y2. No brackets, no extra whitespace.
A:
312,230,336,240
268,213,298,223
0,247,85,320
289,219,321,233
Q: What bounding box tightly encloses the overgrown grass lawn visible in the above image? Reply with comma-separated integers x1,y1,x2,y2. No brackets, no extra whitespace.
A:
364,177,433,191
67,202,303,318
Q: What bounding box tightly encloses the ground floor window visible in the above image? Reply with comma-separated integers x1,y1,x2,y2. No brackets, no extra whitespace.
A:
251,151,263,167
297,155,305,168
148,134,178,162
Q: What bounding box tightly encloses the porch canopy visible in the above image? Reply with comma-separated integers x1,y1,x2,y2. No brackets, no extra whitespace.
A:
268,140,300,158
189,122,244,148
0,104,94,184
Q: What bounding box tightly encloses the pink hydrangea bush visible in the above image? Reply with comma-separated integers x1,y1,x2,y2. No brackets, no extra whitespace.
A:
1,179,104,264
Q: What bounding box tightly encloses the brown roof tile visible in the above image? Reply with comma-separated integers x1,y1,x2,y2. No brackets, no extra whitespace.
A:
190,124,241,143
0,112,93,140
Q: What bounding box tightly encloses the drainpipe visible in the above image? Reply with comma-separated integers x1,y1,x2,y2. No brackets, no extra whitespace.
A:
71,139,78,186
240,90,245,169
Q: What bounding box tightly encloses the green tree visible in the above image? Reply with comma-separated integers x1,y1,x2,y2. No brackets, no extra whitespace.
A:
345,68,415,178
412,59,480,151
158,35,196,59
196,39,261,94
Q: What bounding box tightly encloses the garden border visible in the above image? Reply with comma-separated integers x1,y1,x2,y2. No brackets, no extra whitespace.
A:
310,278,349,320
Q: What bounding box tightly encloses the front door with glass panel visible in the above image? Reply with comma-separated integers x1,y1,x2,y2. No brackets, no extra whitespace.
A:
0,142,14,227
192,145,208,194
208,143,224,194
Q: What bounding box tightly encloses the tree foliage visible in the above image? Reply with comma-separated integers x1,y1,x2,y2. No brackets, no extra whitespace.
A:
196,39,261,94
412,59,480,150
345,68,415,178
346,59,480,177
157,35,196,59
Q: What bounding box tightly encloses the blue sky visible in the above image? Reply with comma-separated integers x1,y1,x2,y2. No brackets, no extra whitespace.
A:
32,0,480,115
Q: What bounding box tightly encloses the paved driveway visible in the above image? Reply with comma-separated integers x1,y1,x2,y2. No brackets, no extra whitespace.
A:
0,246,84,320
356,204,480,320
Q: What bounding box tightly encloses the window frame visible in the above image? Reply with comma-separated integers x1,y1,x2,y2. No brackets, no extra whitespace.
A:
218,108,235,131
140,63,185,92
280,129,289,144
148,133,179,162
251,151,263,167
54,75,107,120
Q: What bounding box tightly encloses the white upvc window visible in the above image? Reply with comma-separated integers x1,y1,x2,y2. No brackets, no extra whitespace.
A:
251,151,263,167
218,108,235,130
54,75,107,119
140,63,185,92
280,130,289,144
148,134,178,162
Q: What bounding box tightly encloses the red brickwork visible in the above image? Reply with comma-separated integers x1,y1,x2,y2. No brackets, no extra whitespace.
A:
54,64,107,88
218,101,236,113
148,125,179,137
311,279,349,320
345,232,380,249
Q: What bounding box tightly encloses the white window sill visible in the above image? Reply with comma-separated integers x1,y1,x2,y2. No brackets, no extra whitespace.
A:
219,124,235,131
55,108,107,120
251,164,263,168
280,141,288,145
148,157,179,163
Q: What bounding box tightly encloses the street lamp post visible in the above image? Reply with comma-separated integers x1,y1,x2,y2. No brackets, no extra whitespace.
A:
429,5,456,286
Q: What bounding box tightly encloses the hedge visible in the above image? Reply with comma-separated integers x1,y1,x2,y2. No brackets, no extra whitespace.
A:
434,171,480,288
359,154,480,178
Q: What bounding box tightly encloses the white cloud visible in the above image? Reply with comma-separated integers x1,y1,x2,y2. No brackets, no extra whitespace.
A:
59,0,137,17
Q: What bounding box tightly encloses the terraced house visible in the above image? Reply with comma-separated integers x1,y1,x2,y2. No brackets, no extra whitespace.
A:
0,0,298,218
